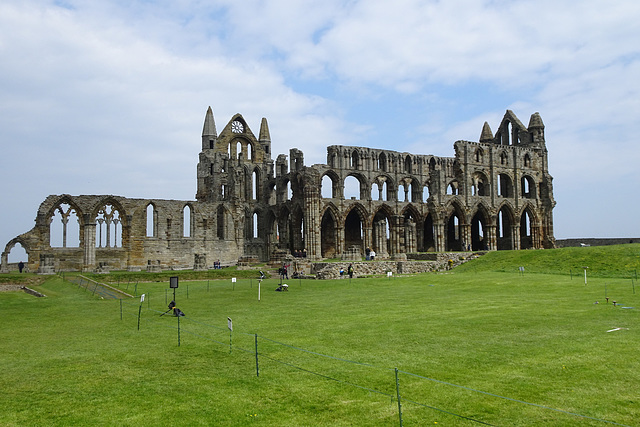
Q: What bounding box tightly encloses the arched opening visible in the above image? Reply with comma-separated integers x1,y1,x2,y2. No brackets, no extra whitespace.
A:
398,183,408,202
50,203,80,248
446,210,463,251
371,179,388,201
500,151,508,165
344,175,360,200
378,152,387,172
521,175,535,198
252,170,258,200
265,211,278,255
497,206,514,250
520,209,534,249
350,150,360,169
183,205,191,238
247,142,253,160
447,181,459,196
96,204,121,248
321,175,332,198
253,212,259,239
471,209,488,251
320,209,338,258
497,174,512,197
472,173,489,196
422,184,430,202
146,204,156,237
344,209,364,253
404,155,412,174
267,182,276,205
7,242,28,265
288,207,304,255
217,205,229,240
423,214,435,252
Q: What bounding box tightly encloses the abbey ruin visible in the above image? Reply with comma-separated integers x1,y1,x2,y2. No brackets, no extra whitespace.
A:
1,108,555,273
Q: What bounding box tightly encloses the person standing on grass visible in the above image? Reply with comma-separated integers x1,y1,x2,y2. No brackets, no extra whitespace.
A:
18,261,24,273
348,263,354,279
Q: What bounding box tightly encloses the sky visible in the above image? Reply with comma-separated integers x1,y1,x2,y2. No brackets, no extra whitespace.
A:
1,0,640,261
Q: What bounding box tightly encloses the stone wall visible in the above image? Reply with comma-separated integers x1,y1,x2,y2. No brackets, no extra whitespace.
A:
1,106,555,274
555,238,638,248
312,252,482,279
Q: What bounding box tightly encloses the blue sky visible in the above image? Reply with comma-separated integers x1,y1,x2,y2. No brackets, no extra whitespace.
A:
2,0,640,260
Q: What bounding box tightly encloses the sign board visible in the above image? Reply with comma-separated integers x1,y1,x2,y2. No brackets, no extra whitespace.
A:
231,277,237,283
170,276,179,288
227,317,233,331
387,272,393,277
140,294,145,303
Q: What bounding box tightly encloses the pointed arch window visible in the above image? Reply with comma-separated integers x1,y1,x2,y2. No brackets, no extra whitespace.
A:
50,203,80,248
183,205,192,238
96,204,121,248
146,204,157,237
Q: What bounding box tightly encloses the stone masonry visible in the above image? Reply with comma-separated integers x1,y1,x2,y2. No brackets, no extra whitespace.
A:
1,107,555,273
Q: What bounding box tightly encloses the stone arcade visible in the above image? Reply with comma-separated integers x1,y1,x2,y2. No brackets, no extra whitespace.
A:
1,108,555,273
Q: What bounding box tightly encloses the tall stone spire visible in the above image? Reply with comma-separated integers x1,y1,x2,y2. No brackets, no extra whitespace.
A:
479,121,494,143
202,106,217,149
528,112,544,129
528,112,545,144
259,117,272,156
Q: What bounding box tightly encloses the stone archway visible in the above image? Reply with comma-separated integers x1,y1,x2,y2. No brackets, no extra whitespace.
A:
320,208,338,258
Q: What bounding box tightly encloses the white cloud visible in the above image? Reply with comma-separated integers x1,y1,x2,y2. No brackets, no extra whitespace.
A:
1,0,640,255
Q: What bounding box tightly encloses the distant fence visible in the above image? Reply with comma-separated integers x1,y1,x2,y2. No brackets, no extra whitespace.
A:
117,296,631,427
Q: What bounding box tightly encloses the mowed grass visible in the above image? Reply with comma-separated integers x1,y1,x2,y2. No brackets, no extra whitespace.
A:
1,245,639,426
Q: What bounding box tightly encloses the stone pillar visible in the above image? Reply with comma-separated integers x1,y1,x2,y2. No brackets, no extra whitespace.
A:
38,253,55,274
303,184,322,260
0,251,9,273
462,224,471,251
61,215,69,248
488,225,497,251
83,221,96,272
513,225,520,250
435,222,445,252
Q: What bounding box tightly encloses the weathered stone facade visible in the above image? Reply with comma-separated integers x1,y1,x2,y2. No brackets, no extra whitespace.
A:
1,107,555,273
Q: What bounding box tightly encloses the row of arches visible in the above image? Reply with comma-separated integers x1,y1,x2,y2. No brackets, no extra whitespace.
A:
318,201,539,258
50,202,124,248
473,147,534,168
320,172,539,202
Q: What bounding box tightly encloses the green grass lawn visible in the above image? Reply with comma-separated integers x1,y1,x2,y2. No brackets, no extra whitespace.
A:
2,245,639,426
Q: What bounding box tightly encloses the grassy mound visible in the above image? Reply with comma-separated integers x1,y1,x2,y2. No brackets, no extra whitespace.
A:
457,243,640,278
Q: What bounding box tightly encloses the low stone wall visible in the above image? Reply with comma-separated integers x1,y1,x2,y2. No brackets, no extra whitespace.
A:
312,252,483,279
555,238,639,248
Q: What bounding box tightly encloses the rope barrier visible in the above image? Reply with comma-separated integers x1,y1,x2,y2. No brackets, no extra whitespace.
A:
118,294,632,426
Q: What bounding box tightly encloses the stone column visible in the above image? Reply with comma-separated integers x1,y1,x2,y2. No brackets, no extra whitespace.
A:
462,224,471,251
488,225,497,251
83,221,96,272
434,222,445,252
513,225,520,250
61,215,69,248
0,251,9,273
303,185,322,260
